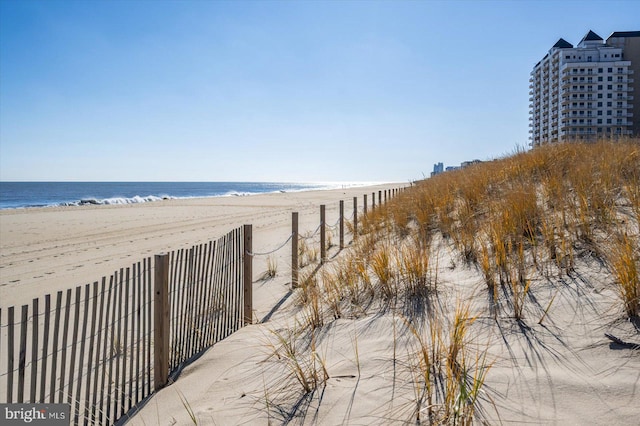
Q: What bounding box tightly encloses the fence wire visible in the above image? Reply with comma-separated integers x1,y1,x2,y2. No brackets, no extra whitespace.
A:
248,232,294,257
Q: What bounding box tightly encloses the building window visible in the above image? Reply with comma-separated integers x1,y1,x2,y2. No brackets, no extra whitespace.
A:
618,68,623,73
598,94,602,99
566,55,571,59
607,93,612,98
607,119,612,124
607,110,612,115
608,76,613,81
598,102,602,107
598,85,603,90
598,119,602,124
598,68,603,73
598,77,603,81
608,68,613,73
598,111,603,116
607,102,612,107
608,85,613,90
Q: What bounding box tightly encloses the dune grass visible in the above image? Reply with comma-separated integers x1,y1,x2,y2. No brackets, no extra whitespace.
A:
264,138,639,423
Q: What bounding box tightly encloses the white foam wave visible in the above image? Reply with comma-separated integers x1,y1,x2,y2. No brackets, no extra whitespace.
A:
64,195,173,206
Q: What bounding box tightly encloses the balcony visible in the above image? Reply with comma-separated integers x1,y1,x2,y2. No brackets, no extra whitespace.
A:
566,87,595,93
564,105,597,111
560,128,596,137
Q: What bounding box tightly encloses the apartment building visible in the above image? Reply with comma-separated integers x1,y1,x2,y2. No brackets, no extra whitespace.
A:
529,30,640,147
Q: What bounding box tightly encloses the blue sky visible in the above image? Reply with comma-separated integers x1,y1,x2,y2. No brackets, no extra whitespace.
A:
1,0,638,182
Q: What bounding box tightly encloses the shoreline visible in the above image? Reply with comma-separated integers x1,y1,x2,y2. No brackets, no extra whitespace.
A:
0,182,404,308
0,181,396,210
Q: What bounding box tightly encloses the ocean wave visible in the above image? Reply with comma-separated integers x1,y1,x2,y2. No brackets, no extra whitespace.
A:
63,195,173,206
221,191,253,197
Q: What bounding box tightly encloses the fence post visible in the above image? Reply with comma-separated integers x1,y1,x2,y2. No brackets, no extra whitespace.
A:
320,205,326,264
243,224,253,326
153,253,169,391
353,197,358,239
379,190,383,206
339,200,344,250
292,212,299,289
364,194,367,215
372,192,375,210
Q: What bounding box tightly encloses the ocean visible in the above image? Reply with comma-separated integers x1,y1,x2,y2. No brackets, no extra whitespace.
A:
0,182,375,210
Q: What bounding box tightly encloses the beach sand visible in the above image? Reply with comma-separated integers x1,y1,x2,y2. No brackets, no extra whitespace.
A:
122,244,639,425
0,183,400,311
1,182,638,425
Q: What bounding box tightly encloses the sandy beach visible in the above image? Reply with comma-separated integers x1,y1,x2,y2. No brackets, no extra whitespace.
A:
1,178,639,425
0,183,402,313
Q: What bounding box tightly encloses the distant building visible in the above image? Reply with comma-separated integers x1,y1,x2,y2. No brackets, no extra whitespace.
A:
529,30,640,147
430,162,444,177
461,160,482,168
445,166,459,172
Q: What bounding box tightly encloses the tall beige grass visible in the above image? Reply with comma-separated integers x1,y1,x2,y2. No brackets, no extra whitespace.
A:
266,139,639,422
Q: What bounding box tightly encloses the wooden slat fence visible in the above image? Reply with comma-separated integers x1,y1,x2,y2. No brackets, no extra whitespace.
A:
0,226,246,426
167,227,245,371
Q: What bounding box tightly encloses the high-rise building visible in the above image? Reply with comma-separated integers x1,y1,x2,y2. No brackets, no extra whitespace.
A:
431,162,444,177
529,30,640,147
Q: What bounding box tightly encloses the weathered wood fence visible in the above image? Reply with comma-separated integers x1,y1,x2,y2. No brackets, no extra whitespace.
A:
0,226,250,425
